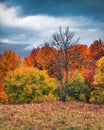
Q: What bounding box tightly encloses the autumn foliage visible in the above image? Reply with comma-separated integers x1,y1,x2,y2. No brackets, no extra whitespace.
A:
89,56,104,104
0,50,22,78
90,39,104,61
0,50,22,103
68,71,90,102
0,39,104,104
5,67,58,104
0,81,8,103
23,45,57,77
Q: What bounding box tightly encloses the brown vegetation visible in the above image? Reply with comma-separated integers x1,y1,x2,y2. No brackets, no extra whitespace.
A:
0,101,104,130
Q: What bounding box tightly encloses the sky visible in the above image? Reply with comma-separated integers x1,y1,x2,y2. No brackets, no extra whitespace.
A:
0,0,104,57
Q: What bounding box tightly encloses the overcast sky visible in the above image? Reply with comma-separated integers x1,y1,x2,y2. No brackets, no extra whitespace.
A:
0,0,104,51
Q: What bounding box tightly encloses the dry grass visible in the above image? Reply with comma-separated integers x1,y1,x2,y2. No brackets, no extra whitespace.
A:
0,101,104,130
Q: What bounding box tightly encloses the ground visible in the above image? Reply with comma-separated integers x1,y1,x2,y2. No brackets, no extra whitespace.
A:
0,101,104,130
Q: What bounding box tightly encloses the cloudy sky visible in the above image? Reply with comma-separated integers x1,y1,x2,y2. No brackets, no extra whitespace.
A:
0,0,104,57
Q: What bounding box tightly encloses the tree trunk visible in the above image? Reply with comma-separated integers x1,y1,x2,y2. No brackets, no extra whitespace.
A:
63,48,69,102
65,63,68,101
57,51,63,101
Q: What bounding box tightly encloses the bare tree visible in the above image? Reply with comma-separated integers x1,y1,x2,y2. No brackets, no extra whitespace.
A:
46,26,79,101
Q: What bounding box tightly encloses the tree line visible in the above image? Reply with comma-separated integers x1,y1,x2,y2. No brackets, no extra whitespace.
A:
0,27,104,104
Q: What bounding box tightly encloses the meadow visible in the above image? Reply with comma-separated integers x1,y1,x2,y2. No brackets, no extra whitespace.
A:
0,101,104,130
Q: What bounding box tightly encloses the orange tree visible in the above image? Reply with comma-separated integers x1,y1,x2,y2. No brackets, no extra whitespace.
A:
0,50,22,103
89,39,104,61
23,48,40,67
69,44,90,71
24,45,57,77
84,39,104,85
0,50,22,78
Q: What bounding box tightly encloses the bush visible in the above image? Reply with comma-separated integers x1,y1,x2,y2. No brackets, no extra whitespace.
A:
5,67,58,104
32,93,58,103
68,71,89,102
89,85,104,104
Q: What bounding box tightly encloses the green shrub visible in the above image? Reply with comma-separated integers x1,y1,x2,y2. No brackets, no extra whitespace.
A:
5,67,58,104
89,85,104,104
68,71,89,102
32,93,58,103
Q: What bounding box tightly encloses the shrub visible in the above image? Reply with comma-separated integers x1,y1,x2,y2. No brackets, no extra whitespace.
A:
89,85,104,104
68,71,89,102
5,67,58,104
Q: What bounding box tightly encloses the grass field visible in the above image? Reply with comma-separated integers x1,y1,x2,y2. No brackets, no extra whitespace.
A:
0,101,104,130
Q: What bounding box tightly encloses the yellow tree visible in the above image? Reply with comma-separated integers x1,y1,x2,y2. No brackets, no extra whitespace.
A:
93,56,104,85
5,67,58,103
90,56,104,104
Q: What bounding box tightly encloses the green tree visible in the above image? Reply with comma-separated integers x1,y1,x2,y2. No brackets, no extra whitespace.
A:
68,71,89,102
5,67,58,104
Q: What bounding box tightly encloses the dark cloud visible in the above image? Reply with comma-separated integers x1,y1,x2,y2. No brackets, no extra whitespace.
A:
0,0,7,2
5,0,104,21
